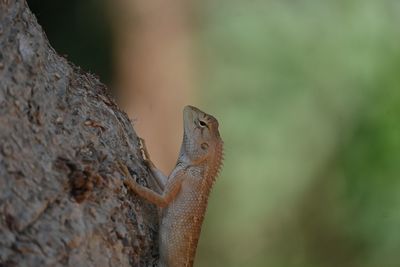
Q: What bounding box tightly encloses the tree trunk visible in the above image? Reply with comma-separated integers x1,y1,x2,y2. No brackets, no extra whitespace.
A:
0,1,158,266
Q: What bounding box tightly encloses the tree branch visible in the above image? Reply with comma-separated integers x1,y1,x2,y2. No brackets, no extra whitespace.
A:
0,1,158,266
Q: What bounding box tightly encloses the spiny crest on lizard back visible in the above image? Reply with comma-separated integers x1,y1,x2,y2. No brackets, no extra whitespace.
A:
204,139,224,188
181,105,223,168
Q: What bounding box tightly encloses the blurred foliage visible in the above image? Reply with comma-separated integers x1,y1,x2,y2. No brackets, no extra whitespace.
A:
28,0,112,84
27,0,400,266
198,1,400,266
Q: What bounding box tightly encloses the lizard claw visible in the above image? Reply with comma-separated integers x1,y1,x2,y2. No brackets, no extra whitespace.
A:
139,137,155,168
117,161,141,195
117,161,131,178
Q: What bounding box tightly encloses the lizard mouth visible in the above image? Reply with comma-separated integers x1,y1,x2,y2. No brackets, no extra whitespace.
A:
183,105,197,130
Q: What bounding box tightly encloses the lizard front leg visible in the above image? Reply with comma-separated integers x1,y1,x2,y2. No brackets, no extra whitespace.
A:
118,162,182,208
139,138,168,190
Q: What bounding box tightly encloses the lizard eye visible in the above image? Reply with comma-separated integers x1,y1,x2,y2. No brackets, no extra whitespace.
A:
201,143,209,150
199,120,207,128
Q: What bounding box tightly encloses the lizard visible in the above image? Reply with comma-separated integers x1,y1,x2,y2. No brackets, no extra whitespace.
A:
118,105,224,267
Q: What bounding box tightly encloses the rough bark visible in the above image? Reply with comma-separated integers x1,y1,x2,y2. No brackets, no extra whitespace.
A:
0,1,158,266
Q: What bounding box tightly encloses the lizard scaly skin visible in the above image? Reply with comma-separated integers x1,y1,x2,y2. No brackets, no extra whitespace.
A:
120,105,224,267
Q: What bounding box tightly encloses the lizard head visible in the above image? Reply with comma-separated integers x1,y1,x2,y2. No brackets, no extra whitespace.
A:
181,105,223,166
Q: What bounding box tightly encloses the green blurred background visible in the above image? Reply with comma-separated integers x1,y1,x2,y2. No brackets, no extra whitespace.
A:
28,0,400,266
